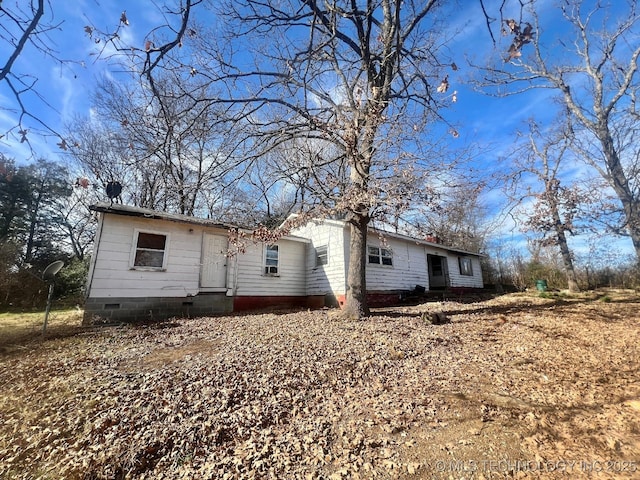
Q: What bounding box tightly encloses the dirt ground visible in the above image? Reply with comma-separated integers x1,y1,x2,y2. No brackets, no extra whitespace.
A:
0,290,639,479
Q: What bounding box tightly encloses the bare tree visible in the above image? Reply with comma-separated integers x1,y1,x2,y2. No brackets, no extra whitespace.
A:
482,1,640,264
190,0,461,318
65,115,147,206
0,0,204,149
56,193,96,261
404,181,489,253
573,110,640,242
0,0,73,146
262,138,349,216
67,75,241,216
91,0,506,317
510,119,583,292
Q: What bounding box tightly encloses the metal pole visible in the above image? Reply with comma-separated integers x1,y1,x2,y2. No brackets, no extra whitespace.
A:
43,283,54,334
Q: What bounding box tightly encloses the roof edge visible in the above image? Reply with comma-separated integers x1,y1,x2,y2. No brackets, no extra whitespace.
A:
90,203,234,229
90,203,310,243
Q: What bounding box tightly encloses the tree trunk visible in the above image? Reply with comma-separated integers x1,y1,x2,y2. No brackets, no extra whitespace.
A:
344,214,370,319
24,181,44,264
342,116,376,319
598,129,640,265
614,188,640,265
555,225,580,292
547,190,580,292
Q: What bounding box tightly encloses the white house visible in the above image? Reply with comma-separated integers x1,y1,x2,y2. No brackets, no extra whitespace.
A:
83,204,483,323
289,218,484,308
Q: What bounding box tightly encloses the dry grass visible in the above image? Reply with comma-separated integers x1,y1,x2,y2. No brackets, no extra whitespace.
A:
0,290,639,479
0,308,84,353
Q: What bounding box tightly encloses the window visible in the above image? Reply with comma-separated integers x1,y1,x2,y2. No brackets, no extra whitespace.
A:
431,256,444,276
315,245,328,267
368,246,393,266
459,257,473,276
264,244,279,275
132,231,168,270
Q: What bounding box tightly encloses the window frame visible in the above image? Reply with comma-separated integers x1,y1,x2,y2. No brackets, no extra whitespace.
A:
458,256,473,276
263,244,280,276
367,245,393,266
130,229,169,271
315,244,328,267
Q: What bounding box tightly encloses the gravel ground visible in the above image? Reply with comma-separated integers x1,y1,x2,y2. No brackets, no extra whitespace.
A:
1,291,639,479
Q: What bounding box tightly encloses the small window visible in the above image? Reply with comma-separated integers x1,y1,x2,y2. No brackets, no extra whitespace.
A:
368,246,393,266
132,231,168,270
264,244,279,275
459,257,473,276
315,245,328,267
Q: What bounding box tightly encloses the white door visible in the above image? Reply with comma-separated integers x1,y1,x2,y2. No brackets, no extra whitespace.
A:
201,234,228,289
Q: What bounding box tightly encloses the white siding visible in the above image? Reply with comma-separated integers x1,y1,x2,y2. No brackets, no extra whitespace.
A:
293,220,484,294
234,239,307,296
88,215,226,298
365,236,429,291
446,254,484,288
88,211,484,303
290,221,347,296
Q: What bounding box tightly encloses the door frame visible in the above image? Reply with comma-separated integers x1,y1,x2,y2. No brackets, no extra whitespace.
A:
427,253,449,290
200,233,229,291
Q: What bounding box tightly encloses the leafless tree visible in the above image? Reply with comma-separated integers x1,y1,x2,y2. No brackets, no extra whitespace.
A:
481,1,640,265
509,119,584,292
0,0,204,149
67,74,242,216
403,181,490,253
92,0,507,317
572,110,640,241
65,115,147,206
54,185,98,261
189,0,464,317
0,0,67,146
261,138,349,216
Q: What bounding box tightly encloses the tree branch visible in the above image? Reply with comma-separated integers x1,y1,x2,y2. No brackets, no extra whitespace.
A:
0,0,44,82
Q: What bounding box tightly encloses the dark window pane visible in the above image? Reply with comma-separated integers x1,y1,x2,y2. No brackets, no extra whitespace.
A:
137,233,166,250
316,245,328,266
432,257,443,276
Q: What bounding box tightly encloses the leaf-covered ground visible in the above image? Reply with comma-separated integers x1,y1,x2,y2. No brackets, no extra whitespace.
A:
1,291,639,479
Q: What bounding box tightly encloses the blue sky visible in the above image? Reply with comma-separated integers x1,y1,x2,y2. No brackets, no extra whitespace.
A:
0,0,636,263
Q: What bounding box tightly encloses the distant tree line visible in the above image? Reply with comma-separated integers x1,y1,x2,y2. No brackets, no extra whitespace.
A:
0,155,94,309
484,241,639,293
